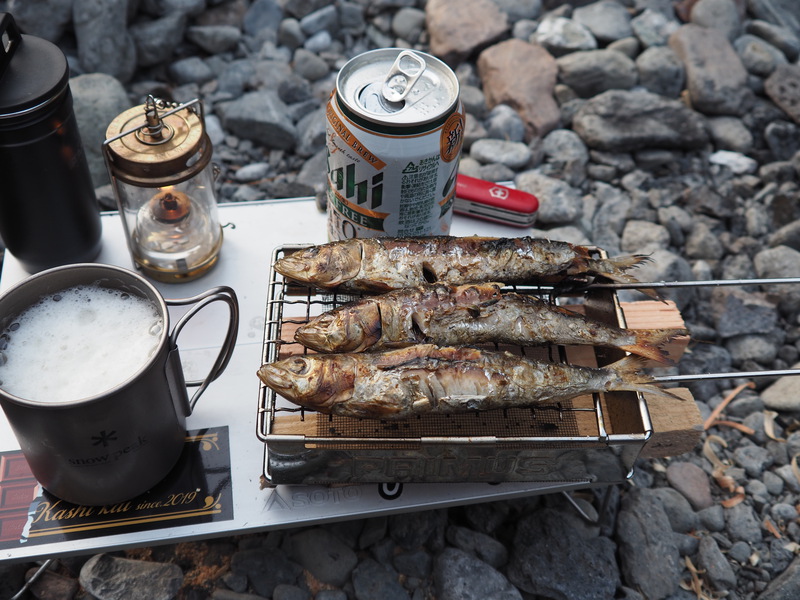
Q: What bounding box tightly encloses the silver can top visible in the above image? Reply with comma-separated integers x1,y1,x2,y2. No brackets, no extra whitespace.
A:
336,48,460,127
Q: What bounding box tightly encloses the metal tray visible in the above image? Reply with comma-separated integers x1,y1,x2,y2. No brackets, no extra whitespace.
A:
257,244,654,486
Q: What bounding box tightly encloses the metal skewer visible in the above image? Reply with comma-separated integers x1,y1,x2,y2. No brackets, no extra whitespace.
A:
654,368,800,384
589,276,800,290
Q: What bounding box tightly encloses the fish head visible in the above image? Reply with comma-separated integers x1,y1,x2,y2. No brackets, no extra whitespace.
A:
296,303,381,353
275,242,362,288
258,355,354,411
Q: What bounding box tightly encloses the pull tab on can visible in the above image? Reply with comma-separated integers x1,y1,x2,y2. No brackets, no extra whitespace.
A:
381,50,426,103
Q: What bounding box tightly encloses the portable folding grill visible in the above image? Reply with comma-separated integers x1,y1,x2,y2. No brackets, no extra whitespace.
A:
256,244,695,486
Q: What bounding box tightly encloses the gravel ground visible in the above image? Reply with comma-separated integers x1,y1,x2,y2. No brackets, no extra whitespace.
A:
3,0,800,599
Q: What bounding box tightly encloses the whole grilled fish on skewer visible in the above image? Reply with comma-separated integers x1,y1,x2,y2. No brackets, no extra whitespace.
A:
274,236,650,292
257,344,677,420
294,282,685,363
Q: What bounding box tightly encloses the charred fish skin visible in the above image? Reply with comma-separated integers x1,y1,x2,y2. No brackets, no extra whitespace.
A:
257,344,671,420
294,282,684,363
273,236,649,292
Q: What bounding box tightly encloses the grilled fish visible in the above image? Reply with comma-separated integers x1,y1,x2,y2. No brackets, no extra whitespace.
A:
294,282,684,363
257,344,674,420
274,236,649,292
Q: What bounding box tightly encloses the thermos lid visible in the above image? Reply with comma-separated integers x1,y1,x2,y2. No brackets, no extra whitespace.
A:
0,13,69,119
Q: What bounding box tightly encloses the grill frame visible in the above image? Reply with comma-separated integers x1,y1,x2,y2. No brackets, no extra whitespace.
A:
257,244,655,485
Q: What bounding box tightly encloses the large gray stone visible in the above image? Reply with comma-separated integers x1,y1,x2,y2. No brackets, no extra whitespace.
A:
669,23,753,116
218,91,297,150
572,90,709,152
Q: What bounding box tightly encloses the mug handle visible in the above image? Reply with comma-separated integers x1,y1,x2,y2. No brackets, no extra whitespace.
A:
166,286,239,412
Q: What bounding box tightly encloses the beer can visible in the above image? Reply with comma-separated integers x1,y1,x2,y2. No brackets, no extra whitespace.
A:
326,48,464,240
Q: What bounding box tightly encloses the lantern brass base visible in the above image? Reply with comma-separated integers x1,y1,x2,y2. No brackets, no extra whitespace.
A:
133,232,223,283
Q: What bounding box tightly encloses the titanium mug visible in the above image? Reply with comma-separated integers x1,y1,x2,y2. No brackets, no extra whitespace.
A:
0,263,239,506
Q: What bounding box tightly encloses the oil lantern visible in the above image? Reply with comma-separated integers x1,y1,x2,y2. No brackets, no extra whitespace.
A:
103,96,222,282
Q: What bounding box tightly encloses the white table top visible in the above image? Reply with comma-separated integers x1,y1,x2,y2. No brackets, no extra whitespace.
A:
0,199,589,563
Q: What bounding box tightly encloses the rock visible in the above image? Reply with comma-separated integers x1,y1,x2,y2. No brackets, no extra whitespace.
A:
758,555,800,600
515,171,582,225
669,23,752,116
761,362,800,411
470,139,532,169
491,0,542,24
540,128,589,187
764,120,800,161
218,91,297,150
709,150,758,174
435,548,522,600
649,487,700,534
186,25,243,54
753,245,800,315
711,288,779,338
484,104,527,142
73,0,137,82
299,5,338,36
392,7,426,44
426,0,509,66
533,16,597,57
734,34,787,78
630,8,681,48
130,12,187,67
573,0,633,44
697,535,738,592
572,90,709,152
726,502,763,544
508,508,618,600
79,554,183,600
26,567,80,600
168,56,215,85
229,548,303,598
287,528,358,587
621,220,670,254
615,489,682,599
243,0,284,39
666,461,714,510
636,46,685,98
690,0,741,40
748,0,800,40
70,73,131,189
746,19,800,61
6,0,73,41
445,525,508,568
706,117,754,153
477,39,560,141
351,558,409,600
556,49,638,98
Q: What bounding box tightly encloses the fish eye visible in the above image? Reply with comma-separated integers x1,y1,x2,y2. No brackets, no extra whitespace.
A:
287,357,310,375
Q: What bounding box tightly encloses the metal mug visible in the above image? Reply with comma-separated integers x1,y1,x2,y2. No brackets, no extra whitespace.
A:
0,263,239,506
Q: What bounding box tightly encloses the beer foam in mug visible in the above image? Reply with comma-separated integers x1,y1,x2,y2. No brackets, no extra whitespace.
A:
0,284,163,402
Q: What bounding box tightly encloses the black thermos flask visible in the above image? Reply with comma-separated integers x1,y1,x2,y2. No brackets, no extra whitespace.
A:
0,13,102,273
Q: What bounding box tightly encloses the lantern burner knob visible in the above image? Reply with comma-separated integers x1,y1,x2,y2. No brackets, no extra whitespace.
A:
136,95,174,145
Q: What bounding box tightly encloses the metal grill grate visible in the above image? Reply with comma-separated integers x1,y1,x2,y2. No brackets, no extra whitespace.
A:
256,244,651,457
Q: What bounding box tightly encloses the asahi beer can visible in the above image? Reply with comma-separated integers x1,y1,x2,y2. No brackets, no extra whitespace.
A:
326,48,464,240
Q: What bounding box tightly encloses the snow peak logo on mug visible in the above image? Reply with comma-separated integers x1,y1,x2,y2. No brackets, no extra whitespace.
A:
68,434,149,467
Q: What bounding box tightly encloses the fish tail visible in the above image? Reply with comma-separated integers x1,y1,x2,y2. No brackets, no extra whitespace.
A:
586,254,663,300
605,355,684,400
619,328,688,364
